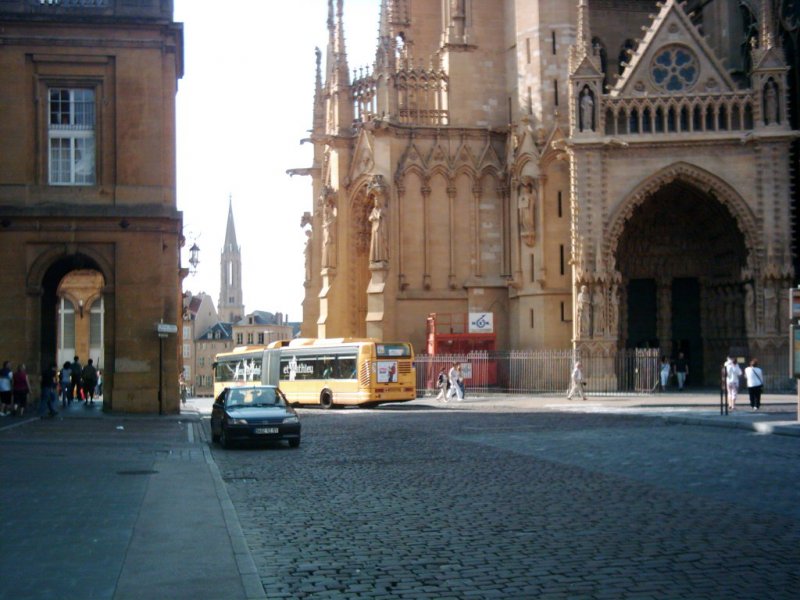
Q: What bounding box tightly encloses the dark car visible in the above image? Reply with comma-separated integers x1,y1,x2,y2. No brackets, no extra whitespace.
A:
210,385,301,449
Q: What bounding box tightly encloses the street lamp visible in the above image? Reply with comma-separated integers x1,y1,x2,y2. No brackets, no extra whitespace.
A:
188,242,200,274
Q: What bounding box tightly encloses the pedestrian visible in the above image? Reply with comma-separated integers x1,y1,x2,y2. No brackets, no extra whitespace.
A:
744,358,764,411
435,367,449,402
95,370,103,399
59,362,72,408
724,356,742,411
12,363,31,417
0,360,12,416
659,356,671,391
456,363,466,399
566,361,587,400
447,362,463,401
674,352,688,391
81,358,98,406
70,355,82,403
39,363,58,418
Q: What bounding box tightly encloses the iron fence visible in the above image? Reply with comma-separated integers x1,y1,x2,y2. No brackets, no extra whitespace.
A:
415,348,794,396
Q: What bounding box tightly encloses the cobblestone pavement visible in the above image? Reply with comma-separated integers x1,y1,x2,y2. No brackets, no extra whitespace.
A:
207,401,800,599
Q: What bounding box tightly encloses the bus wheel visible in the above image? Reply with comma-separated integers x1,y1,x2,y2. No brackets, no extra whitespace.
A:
320,392,333,409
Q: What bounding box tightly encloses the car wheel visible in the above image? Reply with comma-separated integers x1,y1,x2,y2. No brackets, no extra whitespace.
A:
289,438,300,448
220,425,231,449
320,392,333,409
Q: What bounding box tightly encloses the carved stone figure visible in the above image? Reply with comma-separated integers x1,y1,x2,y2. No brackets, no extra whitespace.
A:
579,88,594,132
765,81,779,125
518,182,535,245
764,283,777,333
303,229,313,282
608,285,619,338
744,282,755,334
321,195,337,268
577,284,591,338
593,286,607,337
368,196,388,263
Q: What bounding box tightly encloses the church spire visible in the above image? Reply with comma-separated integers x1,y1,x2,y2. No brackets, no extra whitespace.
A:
223,194,238,252
313,47,324,133
219,195,244,324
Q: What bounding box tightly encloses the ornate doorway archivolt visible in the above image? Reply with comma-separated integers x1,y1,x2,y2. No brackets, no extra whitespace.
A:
606,161,759,268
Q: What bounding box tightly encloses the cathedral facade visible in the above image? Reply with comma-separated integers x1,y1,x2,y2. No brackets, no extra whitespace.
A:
298,0,798,386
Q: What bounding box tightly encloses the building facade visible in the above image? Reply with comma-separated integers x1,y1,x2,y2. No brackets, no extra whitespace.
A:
297,0,797,386
0,0,184,412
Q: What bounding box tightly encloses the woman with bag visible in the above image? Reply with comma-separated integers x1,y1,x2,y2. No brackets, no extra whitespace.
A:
744,358,764,411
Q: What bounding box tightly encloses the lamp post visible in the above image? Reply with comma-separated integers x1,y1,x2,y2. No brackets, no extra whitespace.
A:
189,242,200,274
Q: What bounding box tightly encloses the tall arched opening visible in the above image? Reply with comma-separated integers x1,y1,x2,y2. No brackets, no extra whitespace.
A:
40,253,108,402
614,179,749,386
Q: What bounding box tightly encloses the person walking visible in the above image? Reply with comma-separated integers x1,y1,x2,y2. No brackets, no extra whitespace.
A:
70,356,82,403
447,362,463,401
59,362,72,408
674,352,688,391
456,363,466,399
659,356,671,392
744,358,764,411
39,363,58,418
435,367,449,402
81,358,98,406
12,363,31,417
0,361,13,416
566,361,587,400
724,356,742,412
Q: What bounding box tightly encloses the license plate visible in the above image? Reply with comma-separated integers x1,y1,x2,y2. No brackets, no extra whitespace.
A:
254,427,279,434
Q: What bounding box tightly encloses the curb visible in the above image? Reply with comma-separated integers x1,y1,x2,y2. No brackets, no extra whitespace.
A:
200,428,267,599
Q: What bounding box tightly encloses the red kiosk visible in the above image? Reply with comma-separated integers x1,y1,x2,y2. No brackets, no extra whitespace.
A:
426,313,497,386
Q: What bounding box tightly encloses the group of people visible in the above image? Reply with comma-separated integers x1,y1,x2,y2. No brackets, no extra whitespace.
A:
723,356,763,412
0,355,102,419
658,352,689,391
435,362,466,402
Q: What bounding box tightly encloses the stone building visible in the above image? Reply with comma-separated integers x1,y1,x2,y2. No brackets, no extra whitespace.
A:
0,0,184,412
297,0,797,386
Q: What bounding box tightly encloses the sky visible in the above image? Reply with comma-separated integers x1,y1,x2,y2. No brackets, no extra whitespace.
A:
174,0,380,323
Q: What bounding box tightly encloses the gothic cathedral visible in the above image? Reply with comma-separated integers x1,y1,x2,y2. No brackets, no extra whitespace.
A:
298,0,797,386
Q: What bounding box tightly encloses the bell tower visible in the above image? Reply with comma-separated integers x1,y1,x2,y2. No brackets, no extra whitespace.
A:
219,196,245,324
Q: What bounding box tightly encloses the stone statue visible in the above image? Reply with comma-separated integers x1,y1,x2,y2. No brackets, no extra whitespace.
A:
593,286,607,337
518,183,535,243
744,282,755,334
608,285,619,338
580,88,594,132
765,81,778,125
368,195,388,263
577,284,591,338
764,283,777,333
321,195,337,268
303,229,312,282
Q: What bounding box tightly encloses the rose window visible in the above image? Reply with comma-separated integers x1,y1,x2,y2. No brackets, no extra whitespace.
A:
650,46,698,92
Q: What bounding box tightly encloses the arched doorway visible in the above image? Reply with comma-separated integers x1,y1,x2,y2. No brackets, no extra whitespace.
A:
615,179,749,386
40,255,107,390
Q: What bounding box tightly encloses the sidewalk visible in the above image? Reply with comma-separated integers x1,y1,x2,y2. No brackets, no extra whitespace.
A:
0,401,265,600
416,389,800,437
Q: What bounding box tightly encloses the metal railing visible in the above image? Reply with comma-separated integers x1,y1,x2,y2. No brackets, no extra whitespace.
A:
415,348,662,396
415,348,795,396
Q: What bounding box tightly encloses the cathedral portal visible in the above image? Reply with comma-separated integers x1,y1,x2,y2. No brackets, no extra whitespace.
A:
615,178,748,386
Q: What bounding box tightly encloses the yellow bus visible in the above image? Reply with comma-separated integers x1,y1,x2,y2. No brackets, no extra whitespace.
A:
213,338,416,408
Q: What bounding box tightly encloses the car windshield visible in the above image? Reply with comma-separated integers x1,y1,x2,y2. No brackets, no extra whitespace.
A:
225,388,282,408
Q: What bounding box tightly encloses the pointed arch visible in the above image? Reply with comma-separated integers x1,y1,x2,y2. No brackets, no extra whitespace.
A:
607,162,759,266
